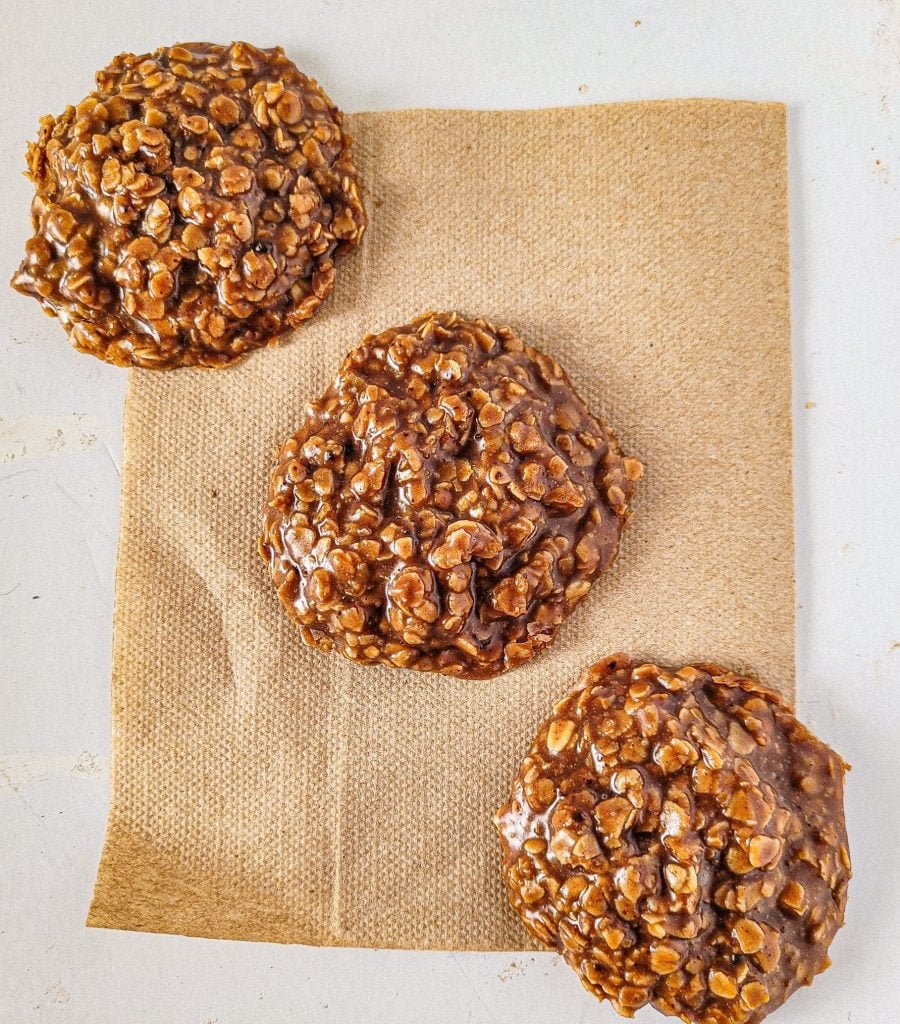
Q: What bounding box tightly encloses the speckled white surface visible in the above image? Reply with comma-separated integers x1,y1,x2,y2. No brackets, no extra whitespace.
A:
1,2,898,1022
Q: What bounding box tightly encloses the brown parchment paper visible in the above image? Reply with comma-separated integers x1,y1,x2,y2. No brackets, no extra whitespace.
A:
88,100,794,950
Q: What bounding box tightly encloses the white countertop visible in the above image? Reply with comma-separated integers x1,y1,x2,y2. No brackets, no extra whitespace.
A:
2,2,898,1021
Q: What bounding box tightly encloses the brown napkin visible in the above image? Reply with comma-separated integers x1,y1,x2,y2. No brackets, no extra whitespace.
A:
87,100,793,950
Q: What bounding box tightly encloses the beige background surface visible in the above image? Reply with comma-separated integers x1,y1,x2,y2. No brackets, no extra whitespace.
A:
87,100,793,950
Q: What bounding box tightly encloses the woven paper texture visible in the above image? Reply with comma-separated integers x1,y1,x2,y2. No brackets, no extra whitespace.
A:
88,100,793,950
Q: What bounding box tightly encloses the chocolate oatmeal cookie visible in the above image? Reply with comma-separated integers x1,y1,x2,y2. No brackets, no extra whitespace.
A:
11,41,366,368
260,312,641,677
495,655,850,1023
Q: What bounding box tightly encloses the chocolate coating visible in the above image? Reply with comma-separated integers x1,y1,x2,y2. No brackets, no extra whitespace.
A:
11,41,366,368
259,312,641,677
495,655,850,1023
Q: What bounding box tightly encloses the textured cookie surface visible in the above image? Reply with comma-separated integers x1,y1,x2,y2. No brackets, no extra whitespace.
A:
12,41,366,368
495,655,850,1022
260,312,641,677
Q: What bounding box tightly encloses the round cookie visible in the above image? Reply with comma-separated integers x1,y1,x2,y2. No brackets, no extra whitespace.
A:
11,41,366,368
495,655,850,1023
259,312,641,678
